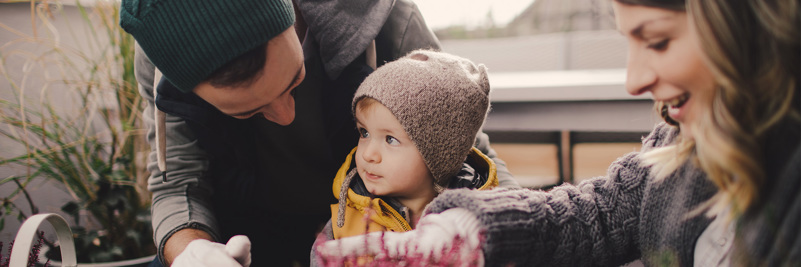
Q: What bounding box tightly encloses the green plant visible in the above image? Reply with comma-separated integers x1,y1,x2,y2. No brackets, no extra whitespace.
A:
0,0,155,263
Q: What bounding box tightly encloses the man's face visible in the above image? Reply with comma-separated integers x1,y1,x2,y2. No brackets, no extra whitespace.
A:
193,27,305,125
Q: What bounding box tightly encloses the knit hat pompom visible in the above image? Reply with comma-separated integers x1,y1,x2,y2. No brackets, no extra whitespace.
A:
352,50,491,188
120,0,295,93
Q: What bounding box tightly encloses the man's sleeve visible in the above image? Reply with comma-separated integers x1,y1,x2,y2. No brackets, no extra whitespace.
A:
375,0,442,63
135,43,221,262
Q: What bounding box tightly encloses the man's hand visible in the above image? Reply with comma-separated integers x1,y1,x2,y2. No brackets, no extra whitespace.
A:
171,235,252,267
316,208,484,266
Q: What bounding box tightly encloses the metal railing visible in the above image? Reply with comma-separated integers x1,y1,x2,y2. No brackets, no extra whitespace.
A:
487,130,649,188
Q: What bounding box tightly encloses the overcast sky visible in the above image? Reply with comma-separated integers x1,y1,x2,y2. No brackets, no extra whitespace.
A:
57,0,535,31
414,0,536,30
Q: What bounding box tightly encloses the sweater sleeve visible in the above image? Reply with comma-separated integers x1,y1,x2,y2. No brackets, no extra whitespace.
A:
423,125,679,267
135,43,221,262
425,153,648,266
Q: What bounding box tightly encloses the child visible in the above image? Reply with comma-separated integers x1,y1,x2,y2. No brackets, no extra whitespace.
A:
321,50,499,242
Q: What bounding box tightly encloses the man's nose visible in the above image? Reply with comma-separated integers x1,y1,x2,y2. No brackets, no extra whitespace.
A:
262,94,296,126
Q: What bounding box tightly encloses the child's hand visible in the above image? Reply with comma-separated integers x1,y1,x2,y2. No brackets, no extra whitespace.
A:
316,208,484,266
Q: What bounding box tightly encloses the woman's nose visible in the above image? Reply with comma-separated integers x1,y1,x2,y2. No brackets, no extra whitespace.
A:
625,49,657,96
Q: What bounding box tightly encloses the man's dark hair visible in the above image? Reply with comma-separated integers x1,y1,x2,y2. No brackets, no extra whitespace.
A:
206,43,268,88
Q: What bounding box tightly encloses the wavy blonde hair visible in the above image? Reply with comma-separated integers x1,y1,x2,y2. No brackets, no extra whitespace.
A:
618,0,800,218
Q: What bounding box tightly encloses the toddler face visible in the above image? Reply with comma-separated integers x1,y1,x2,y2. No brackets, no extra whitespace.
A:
354,101,436,199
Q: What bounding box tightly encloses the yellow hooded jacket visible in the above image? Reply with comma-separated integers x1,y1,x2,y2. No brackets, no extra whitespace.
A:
330,146,499,239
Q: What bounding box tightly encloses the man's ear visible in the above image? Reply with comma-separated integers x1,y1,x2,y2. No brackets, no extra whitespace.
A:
292,1,307,44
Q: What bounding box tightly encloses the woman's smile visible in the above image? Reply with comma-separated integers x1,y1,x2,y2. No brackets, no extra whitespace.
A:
665,92,690,121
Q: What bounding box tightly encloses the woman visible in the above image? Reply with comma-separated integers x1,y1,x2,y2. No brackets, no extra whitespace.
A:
316,0,799,265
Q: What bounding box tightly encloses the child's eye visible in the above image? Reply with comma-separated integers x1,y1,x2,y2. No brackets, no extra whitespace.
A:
647,39,670,51
358,128,369,138
385,136,400,145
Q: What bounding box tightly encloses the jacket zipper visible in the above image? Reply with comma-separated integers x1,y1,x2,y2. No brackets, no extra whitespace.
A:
380,201,411,231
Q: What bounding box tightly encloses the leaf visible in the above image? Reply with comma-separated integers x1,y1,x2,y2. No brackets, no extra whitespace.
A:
109,246,124,257
135,210,151,223
60,201,80,218
0,176,20,185
3,205,11,216
70,226,87,236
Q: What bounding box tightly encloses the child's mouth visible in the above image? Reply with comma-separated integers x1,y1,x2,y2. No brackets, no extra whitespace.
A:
363,170,382,180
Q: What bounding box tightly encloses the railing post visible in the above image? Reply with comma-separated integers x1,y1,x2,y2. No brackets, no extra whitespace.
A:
559,130,573,184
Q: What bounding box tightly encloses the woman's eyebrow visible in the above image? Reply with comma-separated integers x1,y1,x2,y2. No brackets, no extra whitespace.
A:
629,16,675,38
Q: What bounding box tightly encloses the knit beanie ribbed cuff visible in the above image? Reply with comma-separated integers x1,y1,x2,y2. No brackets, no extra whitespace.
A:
120,0,295,92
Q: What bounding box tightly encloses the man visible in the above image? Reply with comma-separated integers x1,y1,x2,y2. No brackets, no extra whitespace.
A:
120,0,519,266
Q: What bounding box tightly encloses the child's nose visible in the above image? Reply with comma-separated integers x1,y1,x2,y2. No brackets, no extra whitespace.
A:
361,142,381,163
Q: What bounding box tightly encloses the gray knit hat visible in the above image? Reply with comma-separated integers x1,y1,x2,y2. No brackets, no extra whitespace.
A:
352,50,491,189
119,0,295,92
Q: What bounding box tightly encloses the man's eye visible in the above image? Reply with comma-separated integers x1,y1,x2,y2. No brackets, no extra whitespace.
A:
647,39,670,51
358,128,369,138
386,136,399,145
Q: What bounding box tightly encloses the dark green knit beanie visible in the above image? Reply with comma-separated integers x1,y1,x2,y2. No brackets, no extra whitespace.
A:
119,0,295,92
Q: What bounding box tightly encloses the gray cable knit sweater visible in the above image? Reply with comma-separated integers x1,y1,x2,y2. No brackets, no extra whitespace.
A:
425,122,801,266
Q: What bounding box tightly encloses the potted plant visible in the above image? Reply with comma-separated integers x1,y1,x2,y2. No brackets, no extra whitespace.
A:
0,0,156,265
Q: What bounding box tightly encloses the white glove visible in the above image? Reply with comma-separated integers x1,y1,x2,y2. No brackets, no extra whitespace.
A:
316,208,484,266
172,235,252,267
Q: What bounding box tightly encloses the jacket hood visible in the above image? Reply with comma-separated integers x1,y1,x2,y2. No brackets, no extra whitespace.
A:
333,147,498,228
297,0,395,80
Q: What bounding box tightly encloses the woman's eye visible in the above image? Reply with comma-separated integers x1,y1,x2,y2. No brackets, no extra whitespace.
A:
358,128,369,138
647,39,670,51
386,136,400,145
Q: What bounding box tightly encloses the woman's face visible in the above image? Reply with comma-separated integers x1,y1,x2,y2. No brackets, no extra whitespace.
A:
614,2,716,132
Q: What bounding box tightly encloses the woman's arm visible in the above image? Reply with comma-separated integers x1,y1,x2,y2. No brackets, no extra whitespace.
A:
426,151,649,266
